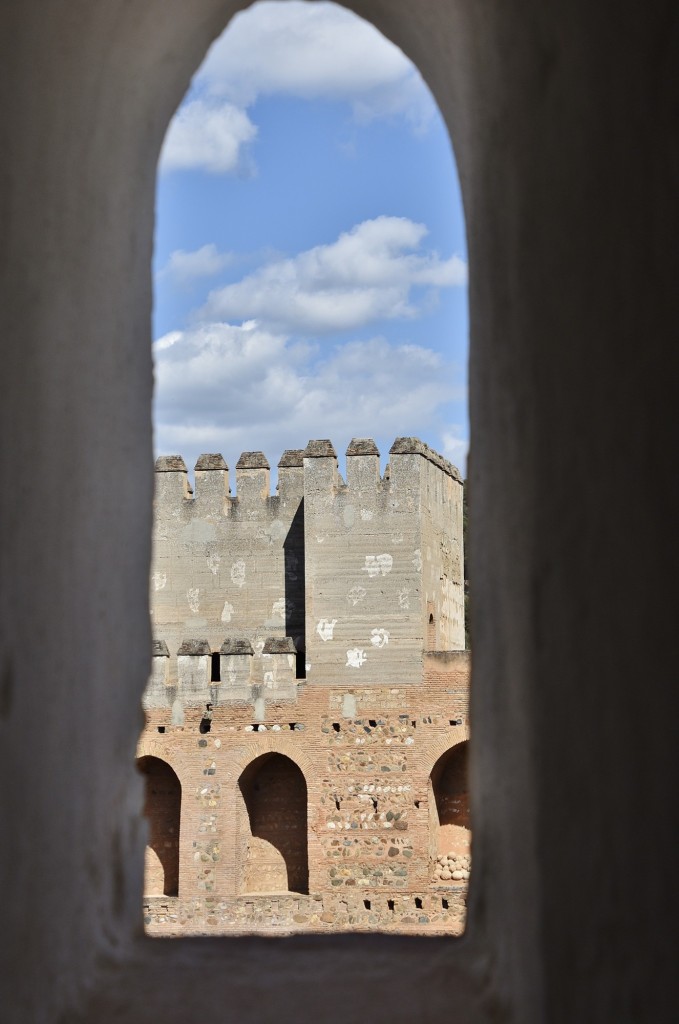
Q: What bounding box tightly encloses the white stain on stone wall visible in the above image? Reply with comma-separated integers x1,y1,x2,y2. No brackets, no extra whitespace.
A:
361,554,393,578
412,549,422,571
347,586,367,606
221,601,234,623
370,628,389,648
398,587,410,610
230,560,246,587
187,588,200,613
269,519,286,542
342,693,357,717
360,508,374,521
316,618,337,641
271,597,287,621
206,551,220,575
346,648,367,668
152,572,167,591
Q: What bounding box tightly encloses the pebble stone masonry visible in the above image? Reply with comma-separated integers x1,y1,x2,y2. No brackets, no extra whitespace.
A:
141,436,471,934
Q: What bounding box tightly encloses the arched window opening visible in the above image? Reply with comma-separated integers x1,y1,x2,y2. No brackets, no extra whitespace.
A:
429,741,470,872
147,0,468,937
138,756,181,897
427,604,436,649
237,753,308,895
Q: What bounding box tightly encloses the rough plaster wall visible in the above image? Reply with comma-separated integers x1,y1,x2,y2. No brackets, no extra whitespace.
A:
1,1,677,1023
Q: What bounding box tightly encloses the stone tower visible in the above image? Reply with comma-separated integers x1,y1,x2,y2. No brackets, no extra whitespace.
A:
142,437,470,935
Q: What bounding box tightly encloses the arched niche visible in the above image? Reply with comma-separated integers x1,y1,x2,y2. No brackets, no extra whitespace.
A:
137,755,182,897
428,740,470,862
236,752,309,895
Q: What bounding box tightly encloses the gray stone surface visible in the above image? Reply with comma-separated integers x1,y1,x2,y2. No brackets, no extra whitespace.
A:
262,637,297,654
236,451,270,469
195,454,228,471
156,455,188,473
304,439,337,458
346,438,380,456
278,450,305,468
220,638,254,656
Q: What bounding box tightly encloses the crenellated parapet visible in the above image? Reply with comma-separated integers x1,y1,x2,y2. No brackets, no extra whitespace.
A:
148,437,464,697
143,634,300,718
300,437,465,686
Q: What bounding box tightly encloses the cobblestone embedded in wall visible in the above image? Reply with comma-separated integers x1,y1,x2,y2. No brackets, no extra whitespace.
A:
434,851,472,883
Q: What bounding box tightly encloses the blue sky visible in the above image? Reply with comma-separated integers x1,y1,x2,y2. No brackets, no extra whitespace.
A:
153,1,468,480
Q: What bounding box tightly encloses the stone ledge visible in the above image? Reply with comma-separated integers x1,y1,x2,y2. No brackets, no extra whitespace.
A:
389,437,462,481
236,452,270,470
262,637,297,655
220,639,254,656
195,454,228,471
303,439,337,458
155,455,187,473
346,438,380,457
278,449,305,468
177,640,211,656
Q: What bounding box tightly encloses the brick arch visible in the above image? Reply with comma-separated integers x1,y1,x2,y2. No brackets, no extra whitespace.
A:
137,755,181,896
136,735,190,790
428,740,471,861
235,750,309,895
421,726,471,782
229,735,315,786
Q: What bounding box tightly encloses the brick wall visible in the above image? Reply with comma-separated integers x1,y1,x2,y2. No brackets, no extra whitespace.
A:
139,653,470,934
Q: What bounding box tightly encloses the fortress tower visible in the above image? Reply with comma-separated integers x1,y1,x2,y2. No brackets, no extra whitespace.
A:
141,438,470,935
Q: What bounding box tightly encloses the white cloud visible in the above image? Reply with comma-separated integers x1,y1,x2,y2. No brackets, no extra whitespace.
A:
199,216,467,334
159,99,257,174
159,2,437,175
159,244,234,284
153,320,461,473
441,428,469,475
198,1,435,130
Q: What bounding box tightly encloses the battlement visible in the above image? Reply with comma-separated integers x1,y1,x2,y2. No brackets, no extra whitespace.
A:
150,437,464,693
389,437,462,483
144,634,299,714
154,436,461,507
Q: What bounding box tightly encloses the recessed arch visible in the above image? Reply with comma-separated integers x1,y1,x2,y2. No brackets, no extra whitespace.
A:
236,752,309,895
137,755,182,897
428,740,470,863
